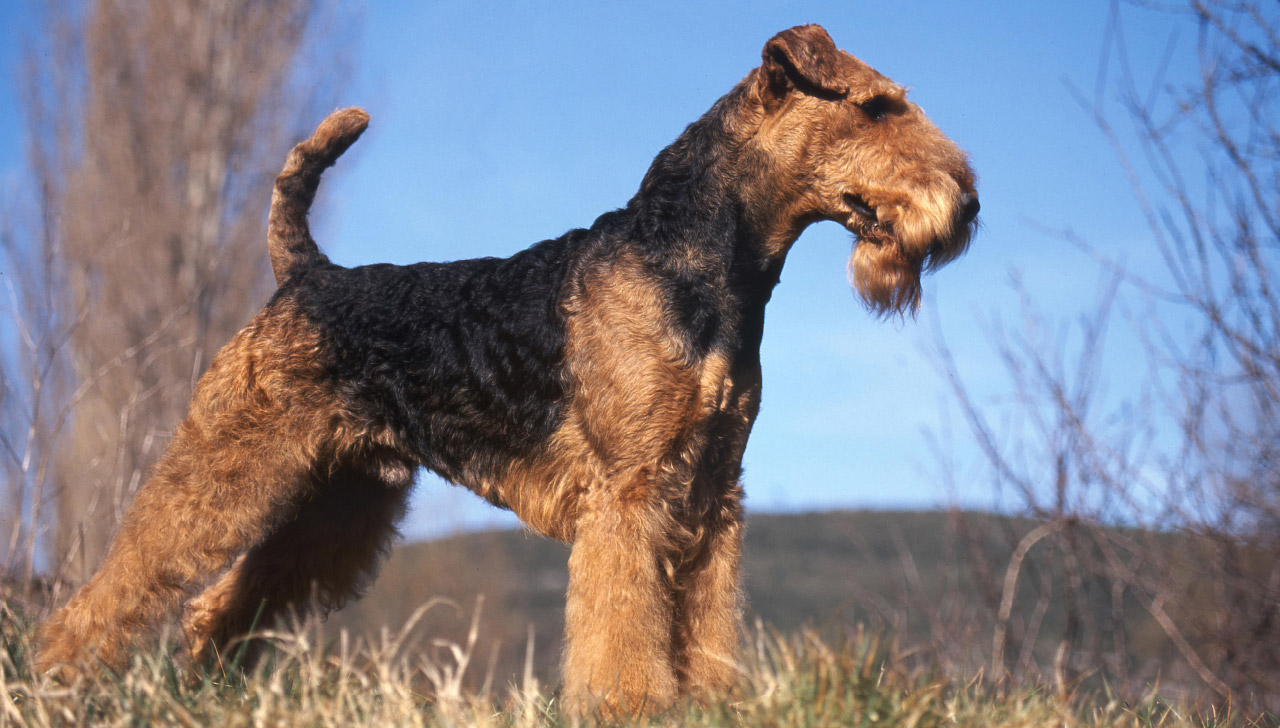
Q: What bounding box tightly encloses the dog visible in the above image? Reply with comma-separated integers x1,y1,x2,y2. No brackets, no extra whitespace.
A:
37,24,978,715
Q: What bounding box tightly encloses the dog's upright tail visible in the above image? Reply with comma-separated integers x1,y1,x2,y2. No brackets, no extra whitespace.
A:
268,107,370,284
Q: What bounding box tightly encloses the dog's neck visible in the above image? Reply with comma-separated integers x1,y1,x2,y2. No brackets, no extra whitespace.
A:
626,77,791,272
618,78,788,364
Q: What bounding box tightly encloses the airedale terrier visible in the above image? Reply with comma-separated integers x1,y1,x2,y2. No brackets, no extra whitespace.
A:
37,24,978,713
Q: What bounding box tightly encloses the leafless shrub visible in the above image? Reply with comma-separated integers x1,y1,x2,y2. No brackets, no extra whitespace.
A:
932,0,1280,709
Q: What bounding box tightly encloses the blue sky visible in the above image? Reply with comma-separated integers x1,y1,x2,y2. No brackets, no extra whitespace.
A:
0,2,1192,539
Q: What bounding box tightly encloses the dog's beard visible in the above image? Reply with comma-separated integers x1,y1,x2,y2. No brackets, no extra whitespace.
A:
849,240,923,316
848,217,974,317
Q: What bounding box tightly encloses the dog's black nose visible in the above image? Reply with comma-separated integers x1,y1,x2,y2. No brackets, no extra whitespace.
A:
959,192,980,224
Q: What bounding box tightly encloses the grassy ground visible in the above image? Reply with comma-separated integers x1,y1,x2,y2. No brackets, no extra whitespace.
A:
1,605,1273,728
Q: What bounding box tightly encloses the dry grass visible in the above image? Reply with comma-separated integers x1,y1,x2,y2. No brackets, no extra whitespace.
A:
1,602,1273,728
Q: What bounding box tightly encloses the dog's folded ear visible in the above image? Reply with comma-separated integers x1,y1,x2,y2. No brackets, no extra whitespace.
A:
761,24,849,101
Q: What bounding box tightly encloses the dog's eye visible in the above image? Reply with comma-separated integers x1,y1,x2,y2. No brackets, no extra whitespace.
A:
857,95,897,121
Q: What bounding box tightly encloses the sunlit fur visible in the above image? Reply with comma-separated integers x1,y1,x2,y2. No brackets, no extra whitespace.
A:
35,25,977,717
737,27,978,316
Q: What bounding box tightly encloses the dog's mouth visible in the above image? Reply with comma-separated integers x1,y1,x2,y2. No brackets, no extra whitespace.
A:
842,193,891,242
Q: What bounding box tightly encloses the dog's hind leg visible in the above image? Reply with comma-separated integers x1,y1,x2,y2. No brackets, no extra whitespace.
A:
34,303,354,677
183,464,409,671
34,406,322,676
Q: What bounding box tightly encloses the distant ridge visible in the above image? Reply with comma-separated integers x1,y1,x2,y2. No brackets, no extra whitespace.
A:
334,509,1157,691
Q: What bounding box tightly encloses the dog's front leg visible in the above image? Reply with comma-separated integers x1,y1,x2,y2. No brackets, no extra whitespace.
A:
674,488,745,698
561,473,678,715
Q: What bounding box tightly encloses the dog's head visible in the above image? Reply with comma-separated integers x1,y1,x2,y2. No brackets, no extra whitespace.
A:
745,24,979,316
